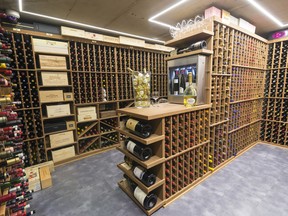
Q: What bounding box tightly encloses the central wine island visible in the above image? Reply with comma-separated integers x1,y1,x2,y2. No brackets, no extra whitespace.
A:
116,103,211,215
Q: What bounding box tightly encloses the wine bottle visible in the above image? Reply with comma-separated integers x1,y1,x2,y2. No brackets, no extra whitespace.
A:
125,118,152,138
173,71,179,95
124,156,156,186
179,70,186,94
183,73,197,107
177,40,207,54
10,210,35,216
125,139,152,161
124,174,157,210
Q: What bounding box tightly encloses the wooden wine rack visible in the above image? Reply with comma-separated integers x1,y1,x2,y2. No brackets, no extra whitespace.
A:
261,38,288,146
7,28,169,166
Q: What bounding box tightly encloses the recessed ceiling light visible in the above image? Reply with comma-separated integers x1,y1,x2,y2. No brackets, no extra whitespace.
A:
17,0,165,44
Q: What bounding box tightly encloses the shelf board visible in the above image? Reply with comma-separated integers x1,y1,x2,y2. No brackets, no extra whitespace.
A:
210,119,229,127
165,29,214,47
44,128,75,136
46,142,77,151
165,49,213,61
230,97,263,104
118,179,164,216
99,116,118,120
117,103,211,120
40,101,73,105
263,119,287,124
39,85,72,88
231,64,266,70
78,134,100,141
42,114,75,120
37,68,70,72
211,73,232,76
35,52,69,56
116,127,164,145
17,107,40,111
77,119,98,124
228,119,261,134
117,162,164,193
117,146,165,169
265,97,287,100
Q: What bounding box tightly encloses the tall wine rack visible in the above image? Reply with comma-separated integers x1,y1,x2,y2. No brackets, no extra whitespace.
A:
7,28,169,166
261,39,288,145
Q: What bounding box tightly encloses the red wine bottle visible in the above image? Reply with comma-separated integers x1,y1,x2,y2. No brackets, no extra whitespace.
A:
125,118,152,138
124,174,157,210
125,139,152,161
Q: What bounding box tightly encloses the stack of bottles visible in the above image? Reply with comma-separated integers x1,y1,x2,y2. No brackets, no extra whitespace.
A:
0,11,35,215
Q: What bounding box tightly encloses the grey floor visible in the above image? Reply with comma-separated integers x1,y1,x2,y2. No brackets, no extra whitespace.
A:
31,144,288,216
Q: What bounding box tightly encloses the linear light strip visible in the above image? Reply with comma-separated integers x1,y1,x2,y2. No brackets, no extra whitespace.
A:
18,0,165,43
149,0,187,29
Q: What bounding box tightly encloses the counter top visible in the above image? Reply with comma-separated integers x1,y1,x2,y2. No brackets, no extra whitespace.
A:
117,103,211,120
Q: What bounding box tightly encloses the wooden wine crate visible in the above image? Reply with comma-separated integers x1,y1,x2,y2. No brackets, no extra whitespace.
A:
41,72,69,86
100,110,117,118
66,121,76,130
39,55,67,70
26,167,41,192
47,104,71,117
61,26,85,38
32,38,69,55
49,131,74,148
77,106,97,122
119,36,145,48
39,166,52,189
64,92,73,101
39,90,64,102
52,146,76,163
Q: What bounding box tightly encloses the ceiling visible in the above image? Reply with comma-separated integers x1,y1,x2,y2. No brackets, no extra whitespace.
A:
1,0,288,43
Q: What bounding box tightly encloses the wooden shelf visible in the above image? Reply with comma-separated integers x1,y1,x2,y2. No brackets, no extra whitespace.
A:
210,119,229,127
165,29,214,47
117,146,165,169
228,119,262,134
45,129,75,136
42,114,75,120
37,68,70,72
211,73,232,76
230,97,263,104
165,49,213,61
78,134,100,141
99,116,118,120
265,97,287,100
40,101,73,105
116,127,164,145
231,64,266,70
117,162,164,193
263,119,287,124
117,103,211,120
77,119,98,124
118,179,164,216
46,142,77,150
39,85,72,88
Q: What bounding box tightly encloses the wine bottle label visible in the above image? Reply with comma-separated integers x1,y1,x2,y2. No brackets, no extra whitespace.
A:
173,79,178,83
187,98,196,105
126,119,138,131
126,141,136,154
179,87,184,94
134,186,147,206
133,166,144,180
174,91,178,95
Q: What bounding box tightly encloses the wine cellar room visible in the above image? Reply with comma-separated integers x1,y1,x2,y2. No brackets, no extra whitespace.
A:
0,0,288,215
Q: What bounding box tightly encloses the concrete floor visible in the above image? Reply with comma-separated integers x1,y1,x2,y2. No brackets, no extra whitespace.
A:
31,144,288,216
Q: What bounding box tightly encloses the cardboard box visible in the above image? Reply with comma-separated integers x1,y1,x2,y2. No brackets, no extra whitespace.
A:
39,90,64,103
41,72,69,86
205,6,221,19
32,38,68,55
28,161,55,173
85,31,104,41
66,121,76,130
230,15,239,26
39,55,67,70
47,104,70,117
52,146,76,163
222,10,230,24
100,110,117,118
61,26,85,38
49,131,74,148
39,166,52,189
64,92,73,101
26,167,41,192
239,18,256,33
103,35,120,44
